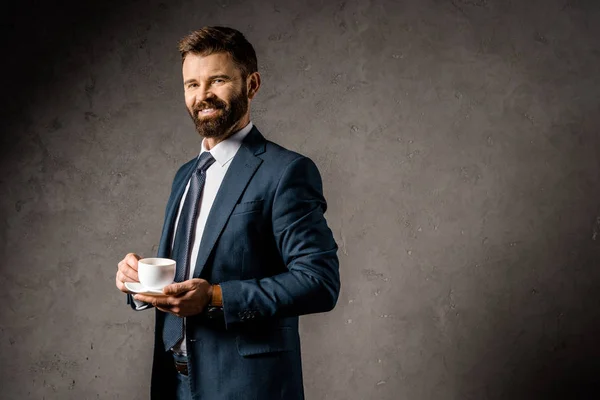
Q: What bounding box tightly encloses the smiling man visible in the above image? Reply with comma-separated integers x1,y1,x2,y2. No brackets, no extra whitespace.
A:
115,26,340,400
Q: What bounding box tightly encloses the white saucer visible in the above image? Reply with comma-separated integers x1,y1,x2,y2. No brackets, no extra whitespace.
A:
125,282,168,296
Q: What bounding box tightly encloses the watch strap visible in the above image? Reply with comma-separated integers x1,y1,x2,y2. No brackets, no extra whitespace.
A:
210,284,223,307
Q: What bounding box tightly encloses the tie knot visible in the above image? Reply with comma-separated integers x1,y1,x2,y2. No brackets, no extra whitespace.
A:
197,152,216,172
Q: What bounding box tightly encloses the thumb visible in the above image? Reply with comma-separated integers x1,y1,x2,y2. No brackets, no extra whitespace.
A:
163,281,193,295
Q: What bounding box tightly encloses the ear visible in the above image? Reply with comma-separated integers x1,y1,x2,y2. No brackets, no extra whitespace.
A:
246,72,261,99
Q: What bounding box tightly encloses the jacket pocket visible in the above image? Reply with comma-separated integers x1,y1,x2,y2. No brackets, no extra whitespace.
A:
236,327,297,357
231,200,264,216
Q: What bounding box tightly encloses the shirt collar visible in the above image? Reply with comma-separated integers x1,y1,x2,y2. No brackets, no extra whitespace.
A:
199,121,253,167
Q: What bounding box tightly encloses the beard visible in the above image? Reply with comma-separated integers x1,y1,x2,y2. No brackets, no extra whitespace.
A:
188,85,248,139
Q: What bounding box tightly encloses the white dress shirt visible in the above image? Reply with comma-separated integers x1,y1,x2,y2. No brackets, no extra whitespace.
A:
135,121,253,355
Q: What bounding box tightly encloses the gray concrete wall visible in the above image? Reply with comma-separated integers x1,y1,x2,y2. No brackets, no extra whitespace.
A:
1,0,599,398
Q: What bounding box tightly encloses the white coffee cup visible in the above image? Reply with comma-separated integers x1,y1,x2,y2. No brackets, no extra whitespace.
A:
137,258,176,289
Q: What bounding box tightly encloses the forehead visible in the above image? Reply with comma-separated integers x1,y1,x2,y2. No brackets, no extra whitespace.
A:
182,52,241,79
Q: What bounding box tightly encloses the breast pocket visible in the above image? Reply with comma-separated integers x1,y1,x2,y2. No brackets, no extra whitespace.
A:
231,200,264,216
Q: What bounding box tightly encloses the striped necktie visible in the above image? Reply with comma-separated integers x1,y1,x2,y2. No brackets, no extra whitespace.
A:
162,151,216,351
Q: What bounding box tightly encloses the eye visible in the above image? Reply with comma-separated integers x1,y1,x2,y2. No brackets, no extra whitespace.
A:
186,83,198,89
213,79,225,84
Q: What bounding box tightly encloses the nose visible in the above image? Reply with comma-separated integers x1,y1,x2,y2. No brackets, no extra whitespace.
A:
195,84,214,104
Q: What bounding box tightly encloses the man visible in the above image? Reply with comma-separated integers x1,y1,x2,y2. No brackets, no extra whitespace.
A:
115,26,340,400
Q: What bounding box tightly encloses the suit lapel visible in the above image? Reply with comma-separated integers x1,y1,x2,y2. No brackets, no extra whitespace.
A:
192,127,266,278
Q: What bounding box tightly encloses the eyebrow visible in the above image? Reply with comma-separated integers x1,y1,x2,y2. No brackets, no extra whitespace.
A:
183,75,232,85
209,74,232,81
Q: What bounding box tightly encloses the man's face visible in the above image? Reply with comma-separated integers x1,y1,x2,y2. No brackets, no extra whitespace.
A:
182,52,249,139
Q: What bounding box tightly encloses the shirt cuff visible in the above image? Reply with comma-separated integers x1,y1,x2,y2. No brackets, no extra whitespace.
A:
133,298,151,310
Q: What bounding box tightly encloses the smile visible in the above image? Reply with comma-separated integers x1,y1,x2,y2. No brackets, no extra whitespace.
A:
198,108,220,117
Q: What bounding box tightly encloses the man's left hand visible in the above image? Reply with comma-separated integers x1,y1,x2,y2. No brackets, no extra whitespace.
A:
133,279,213,317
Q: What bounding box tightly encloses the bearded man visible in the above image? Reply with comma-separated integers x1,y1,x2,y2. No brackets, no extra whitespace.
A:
115,26,340,400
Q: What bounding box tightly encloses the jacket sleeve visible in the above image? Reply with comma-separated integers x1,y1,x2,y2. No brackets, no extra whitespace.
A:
219,156,340,328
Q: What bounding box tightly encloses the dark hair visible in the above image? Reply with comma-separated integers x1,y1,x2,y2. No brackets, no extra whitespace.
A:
178,26,258,78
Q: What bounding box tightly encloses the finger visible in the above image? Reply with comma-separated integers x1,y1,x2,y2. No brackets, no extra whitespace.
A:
165,278,206,295
125,253,141,271
133,294,155,304
134,294,173,308
118,262,139,282
121,267,139,282
163,282,191,296
116,276,137,294
116,276,129,293
117,270,138,284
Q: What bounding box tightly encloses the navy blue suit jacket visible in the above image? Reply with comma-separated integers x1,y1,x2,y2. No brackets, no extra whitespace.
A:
130,126,340,399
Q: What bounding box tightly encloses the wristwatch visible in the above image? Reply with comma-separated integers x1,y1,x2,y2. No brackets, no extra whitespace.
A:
206,284,224,320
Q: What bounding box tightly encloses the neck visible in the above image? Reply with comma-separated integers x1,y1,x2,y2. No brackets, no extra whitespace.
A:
203,115,250,150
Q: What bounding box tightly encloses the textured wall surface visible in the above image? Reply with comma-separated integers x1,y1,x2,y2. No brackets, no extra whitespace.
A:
1,0,600,399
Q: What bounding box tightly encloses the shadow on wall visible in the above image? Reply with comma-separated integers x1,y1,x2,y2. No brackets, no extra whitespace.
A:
479,122,600,399
498,39,600,395
509,232,600,399
510,88,600,397
434,1,600,398
1,0,129,156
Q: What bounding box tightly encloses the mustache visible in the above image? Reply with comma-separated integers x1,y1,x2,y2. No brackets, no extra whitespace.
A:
192,99,227,113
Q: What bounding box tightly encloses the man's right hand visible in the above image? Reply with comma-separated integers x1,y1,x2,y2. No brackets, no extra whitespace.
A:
116,253,141,293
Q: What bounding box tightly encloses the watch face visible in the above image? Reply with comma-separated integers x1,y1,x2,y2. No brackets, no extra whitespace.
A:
206,305,224,320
